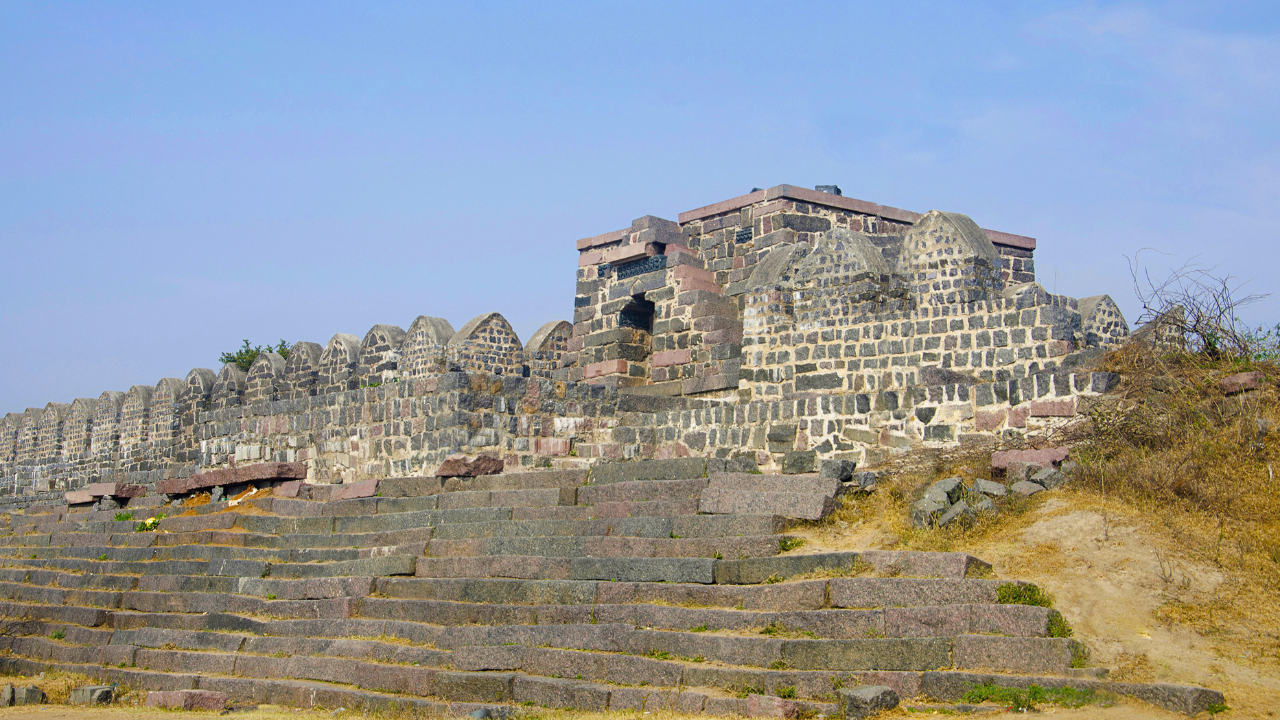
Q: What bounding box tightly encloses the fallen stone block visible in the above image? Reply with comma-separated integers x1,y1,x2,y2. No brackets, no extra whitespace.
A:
13,685,44,705
820,459,856,482
1219,370,1263,395
991,448,1068,471
1011,481,1045,496
146,689,228,710
437,454,504,478
840,685,899,719
69,685,114,705
85,483,144,498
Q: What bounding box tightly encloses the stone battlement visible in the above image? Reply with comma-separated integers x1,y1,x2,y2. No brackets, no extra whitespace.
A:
1,184,1129,496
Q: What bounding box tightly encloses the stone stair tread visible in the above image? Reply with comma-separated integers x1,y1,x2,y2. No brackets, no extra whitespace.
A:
708,472,843,497
698,488,836,521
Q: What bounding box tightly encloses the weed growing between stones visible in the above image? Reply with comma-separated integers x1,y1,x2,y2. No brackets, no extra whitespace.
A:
997,582,1053,607
112,511,132,521
961,682,1114,710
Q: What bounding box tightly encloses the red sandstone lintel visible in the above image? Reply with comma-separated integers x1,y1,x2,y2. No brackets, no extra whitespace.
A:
577,227,630,251
983,228,1037,250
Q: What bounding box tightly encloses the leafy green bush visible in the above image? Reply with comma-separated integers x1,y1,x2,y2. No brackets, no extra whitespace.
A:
220,339,290,372
997,582,1053,607
113,511,133,522
134,514,165,532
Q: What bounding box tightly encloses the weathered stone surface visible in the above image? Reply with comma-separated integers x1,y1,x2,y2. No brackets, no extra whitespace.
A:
840,685,899,719
145,689,228,710
13,686,44,705
158,462,306,495
782,451,816,474
819,459,856,482
991,448,1068,471
911,498,946,528
1011,481,1045,496
69,685,114,705
972,479,1006,497
923,477,964,505
436,454,505,478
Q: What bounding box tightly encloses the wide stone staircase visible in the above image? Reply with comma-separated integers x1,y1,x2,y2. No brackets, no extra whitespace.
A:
0,460,1223,716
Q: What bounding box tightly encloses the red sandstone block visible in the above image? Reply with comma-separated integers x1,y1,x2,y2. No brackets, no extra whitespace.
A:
273,481,302,498
332,478,379,501
85,482,144,498
578,250,603,267
602,242,658,265
974,409,1007,432
1030,398,1076,417
532,437,571,456
679,277,724,294
1008,406,1030,428
652,349,692,367
705,328,743,345
584,360,628,379
1219,371,1263,395
673,264,714,282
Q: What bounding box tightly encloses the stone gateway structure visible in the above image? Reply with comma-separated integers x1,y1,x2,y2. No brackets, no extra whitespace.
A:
0,185,1224,716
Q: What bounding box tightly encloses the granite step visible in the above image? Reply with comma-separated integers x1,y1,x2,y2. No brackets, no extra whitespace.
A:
707,472,843,497
511,499,700,521
698,489,836,521
430,514,788,541
425,535,786,559
577,479,708,505
0,655,514,717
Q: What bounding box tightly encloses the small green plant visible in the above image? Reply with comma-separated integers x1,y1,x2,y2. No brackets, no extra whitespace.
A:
735,685,764,699
779,537,806,552
768,660,789,670
134,514,165,532
1206,702,1230,714
997,582,1053,607
760,622,786,636
50,630,65,640
689,624,708,633
220,339,291,372
96,554,108,561
669,531,682,539
764,574,784,584
962,683,1109,710
1048,612,1074,638
646,649,673,660
776,686,796,699
266,593,276,600
113,511,133,522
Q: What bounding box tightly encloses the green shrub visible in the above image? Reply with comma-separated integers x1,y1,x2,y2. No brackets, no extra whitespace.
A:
779,537,806,552
1048,611,1074,638
50,630,65,640
776,686,796,699
220,339,290,372
997,582,1053,607
113,511,133,522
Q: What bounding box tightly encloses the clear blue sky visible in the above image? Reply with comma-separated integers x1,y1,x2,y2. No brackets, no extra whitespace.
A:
3,2,1278,413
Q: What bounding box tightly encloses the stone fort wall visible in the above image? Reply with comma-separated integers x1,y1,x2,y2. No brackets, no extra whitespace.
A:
0,184,1130,499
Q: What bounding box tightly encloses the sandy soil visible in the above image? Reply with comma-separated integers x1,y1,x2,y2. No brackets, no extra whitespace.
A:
793,490,1280,719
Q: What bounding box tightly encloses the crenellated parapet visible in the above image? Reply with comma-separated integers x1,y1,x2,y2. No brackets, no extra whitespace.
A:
0,183,1136,493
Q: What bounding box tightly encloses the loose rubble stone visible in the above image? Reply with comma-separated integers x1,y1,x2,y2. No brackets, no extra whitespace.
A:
819,459,856,482
912,498,947,528
923,478,964,506
938,501,973,527
1011,481,1045,496
850,471,883,490
840,685,899,719
436,454,505,478
973,479,1006,497
1030,467,1065,489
